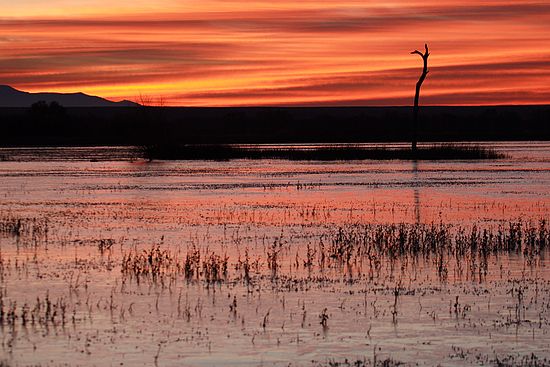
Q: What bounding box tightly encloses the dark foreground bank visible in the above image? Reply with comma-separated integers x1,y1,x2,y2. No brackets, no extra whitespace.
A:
0,105,549,146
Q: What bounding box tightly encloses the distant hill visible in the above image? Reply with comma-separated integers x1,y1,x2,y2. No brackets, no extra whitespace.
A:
0,85,138,107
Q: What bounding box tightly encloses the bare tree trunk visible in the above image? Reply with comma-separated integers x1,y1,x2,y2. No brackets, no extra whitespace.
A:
411,44,430,151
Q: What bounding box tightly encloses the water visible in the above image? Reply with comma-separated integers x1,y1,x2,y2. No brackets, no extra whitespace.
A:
0,142,549,366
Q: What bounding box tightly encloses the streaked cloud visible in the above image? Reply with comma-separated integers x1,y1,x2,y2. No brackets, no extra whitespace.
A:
1,1,549,105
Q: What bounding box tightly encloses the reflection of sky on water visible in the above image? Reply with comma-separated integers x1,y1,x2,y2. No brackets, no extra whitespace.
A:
0,142,549,366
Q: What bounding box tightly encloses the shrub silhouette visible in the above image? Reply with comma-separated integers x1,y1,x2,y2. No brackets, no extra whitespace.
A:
30,100,66,117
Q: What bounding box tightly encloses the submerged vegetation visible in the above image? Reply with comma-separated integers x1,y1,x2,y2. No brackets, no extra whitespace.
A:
143,143,505,161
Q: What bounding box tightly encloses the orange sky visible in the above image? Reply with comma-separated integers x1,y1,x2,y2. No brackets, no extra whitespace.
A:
1,0,549,106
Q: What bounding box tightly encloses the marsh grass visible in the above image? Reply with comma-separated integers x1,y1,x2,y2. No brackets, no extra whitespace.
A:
122,246,179,282
122,245,229,284
0,293,72,329
118,219,548,286
324,220,549,282
0,215,49,243
143,143,505,161
327,220,549,260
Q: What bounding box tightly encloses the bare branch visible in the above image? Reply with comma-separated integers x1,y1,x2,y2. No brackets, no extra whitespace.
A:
412,46,430,60
411,43,431,151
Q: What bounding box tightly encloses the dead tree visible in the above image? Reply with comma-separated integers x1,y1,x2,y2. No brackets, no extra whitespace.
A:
410,44,430,151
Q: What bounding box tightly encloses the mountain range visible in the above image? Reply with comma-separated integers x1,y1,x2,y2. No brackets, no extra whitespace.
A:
0,85,138,107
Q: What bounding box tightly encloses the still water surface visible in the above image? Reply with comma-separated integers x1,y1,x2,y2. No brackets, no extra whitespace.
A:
0,142,549,366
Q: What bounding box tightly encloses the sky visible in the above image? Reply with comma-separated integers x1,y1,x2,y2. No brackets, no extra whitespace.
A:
1,0,549,106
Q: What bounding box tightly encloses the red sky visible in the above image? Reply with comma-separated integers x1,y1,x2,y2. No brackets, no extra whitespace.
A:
1,0,549,106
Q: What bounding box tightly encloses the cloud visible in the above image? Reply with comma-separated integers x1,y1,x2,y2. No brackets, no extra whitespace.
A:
1,1,549,105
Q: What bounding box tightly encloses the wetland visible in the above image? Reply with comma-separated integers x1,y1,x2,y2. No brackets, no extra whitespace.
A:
0,141,549,366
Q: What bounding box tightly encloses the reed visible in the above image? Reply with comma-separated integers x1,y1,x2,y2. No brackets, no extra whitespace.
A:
0,215,49,242
143,143,505,161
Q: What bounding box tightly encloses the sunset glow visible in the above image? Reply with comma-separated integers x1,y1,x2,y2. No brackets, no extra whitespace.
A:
1,0,549,106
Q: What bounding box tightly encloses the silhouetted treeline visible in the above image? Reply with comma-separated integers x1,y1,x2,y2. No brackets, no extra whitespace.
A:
0,105,549,146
